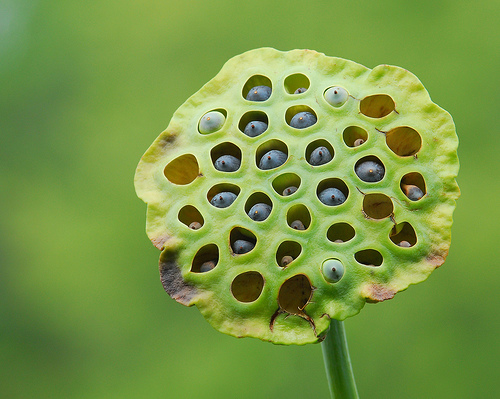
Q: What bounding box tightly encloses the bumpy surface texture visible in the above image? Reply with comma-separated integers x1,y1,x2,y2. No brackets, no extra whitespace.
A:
135,48,459,345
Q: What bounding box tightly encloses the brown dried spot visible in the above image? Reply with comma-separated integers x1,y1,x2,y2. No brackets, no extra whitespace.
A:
159,250,197,306
427,250,448,268
151,234,171,250
364,284,396,303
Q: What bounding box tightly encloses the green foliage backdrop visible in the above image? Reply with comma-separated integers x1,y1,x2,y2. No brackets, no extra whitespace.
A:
1,0,498,398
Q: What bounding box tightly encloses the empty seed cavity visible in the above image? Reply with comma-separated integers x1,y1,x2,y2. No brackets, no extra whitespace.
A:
231,271,264,302
324,86,349,107
401,172,426,200
178,205,204,229
343,126,368,148
276,241,302,268
355,249,383,267
327,222,355,243
243,75,272,102
230,227,257,255
317,178,349,206
272,173,301,197
322,259,345,283
390,222,417,247
207,183,240,208
286,204,311,230
360,94,395,118
386,126,422,156
164,154,200,185
363,193,393,219
211,142,242,172
191,244,219,273
245,192,273,222
284,73,310,94
277,274,313,314
306,139,334,166
285,105,317,129
198,109,227,134
355,156,385,182
239,111,269,137
256,140,288,170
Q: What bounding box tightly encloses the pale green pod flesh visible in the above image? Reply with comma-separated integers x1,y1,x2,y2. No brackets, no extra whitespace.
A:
135,48,459,345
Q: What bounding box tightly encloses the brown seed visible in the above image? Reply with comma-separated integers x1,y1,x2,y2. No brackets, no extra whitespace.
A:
281,255,293,267
398,240,411,248
353,138,365,147
189,221,202,230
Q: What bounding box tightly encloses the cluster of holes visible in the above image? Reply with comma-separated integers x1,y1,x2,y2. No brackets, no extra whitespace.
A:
163,72,431,305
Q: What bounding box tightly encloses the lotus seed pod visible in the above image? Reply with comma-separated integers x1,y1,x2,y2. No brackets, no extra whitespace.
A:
199,111,225,134
135,48,459,345
290,111,317,129
210,192,237,208
309,146,332,166
233,239,255,254
248,203,272,221
324,86,349,107
243,121,268,137
258,150,287,170
214,155,240,172
355,160,385,182
246,85,272,101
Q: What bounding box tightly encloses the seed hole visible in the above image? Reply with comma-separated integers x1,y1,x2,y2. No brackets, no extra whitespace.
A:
284,73,310,94
210,142,242,172
191,244,219,273
256,139,288,170
242,75,272,102
277,274,313,314
360,94,395,118
400,172,426,200
231,271,264,302
238,111,269,137
390,222,417,247
230,227,257,255
386,126,422,156
207,183,240,208
245,192,273,222
178,205,204,229
317,178,349,206
164,154,199,185
363,193,393,219
286,204,311,230
343,126,368,147
355,156,385,183
285,105,317,129
327,223,355,243
272,173,301,197
198,109,227,134
276,241,302,267
355,249,383,266
305,139,334,166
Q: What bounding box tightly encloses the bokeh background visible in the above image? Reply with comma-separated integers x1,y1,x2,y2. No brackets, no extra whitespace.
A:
1,1,499,398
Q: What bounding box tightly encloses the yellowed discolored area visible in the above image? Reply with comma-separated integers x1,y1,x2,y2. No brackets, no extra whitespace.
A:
163,154,199,185
363,193,393,219
360,94,395,118
231,271,264,302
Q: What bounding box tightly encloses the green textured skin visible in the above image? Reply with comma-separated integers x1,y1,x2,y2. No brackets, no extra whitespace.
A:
135,48,459,345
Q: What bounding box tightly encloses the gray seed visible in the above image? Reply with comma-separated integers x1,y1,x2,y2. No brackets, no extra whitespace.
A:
246,85,271,101
398,240,412,248
232,239,255,254
309,146,332,166
210,191,237,208
214,155,240,172
318,188,346,206
294,87,307,94
248,203,272,221
259,150,287,170
402,184,424,201
290,111,317,129
355,160,385,182
290,220,305,230
281,255,294,267
199,261,216,272
243,121,268,137
282,186,298,196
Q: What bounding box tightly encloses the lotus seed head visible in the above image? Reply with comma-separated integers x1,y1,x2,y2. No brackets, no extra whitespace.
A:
214,155,240,172
309,146,332,166
282,186,298,196
210,191,237,208
246,85,271,101
355,160,385,182
353,138,365,147
189,221,202,230
318,187,346,206
324,86,349,107
258,149,287,170
199,111,225,134
232,239,255,254
322,259,345,283
290,220,305,230
290,111,317,129
200,261,216,273
248,203,272,221
398,240,411,248
402,184,424,201
243,121,268,137
294,87,307,94
281,255,293,267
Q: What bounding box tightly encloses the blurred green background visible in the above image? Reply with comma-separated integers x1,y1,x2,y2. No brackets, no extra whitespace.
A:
1,0,498,398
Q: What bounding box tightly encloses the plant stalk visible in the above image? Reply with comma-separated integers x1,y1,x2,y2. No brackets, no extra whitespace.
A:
321,319,359,399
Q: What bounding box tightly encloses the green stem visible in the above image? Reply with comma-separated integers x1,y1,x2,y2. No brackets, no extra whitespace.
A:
321,319,359,399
